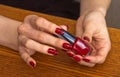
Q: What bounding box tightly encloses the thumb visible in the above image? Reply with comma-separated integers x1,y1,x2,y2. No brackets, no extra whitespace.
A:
82,26,95,43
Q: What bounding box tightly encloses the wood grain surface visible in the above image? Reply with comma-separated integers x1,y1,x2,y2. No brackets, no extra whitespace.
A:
0,4,120,77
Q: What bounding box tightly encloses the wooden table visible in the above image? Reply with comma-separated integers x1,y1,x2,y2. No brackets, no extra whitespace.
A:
0,4,120,77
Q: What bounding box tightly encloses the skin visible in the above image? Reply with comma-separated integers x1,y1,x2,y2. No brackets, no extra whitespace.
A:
74,0,111,67
0,0,111,67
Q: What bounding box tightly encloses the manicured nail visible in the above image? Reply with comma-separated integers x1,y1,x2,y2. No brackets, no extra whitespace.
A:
73,56,81,62
67,52,74,57
83,58,90,62
83,36,90,42
55,28,64,35
62,43,72,49
29,61,35,68
48,48,58,55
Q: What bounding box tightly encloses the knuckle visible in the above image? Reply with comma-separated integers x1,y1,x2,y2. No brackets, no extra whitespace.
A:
25,15,37,20
19,35,28,45
36,17,45,26
47,22,53,28
19,35,25,40
25,39,31,48
18,24,26,34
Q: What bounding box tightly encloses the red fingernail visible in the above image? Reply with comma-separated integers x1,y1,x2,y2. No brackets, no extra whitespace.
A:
55,28,64,35
83,36,90,42
62,43,72,49
48,48,58,55
83,58,90,62
73,56,81,62
67,52,74,57
29,61,35,68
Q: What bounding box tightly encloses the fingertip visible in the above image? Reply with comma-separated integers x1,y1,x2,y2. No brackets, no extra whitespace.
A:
73,55,82,62
83,36,90,42
82,58,90,62
27,58,36,68
60,25,68,31
82,33,92,43
88,64,96,67
83,56,103,64
83,56,92,62
66,51,75,57
29,61,36,68
47,48,58,56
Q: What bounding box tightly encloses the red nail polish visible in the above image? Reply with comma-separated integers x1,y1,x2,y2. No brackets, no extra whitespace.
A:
73,56,81,62
48,48,58,55
83,58,90,62
67,52,74,57
29,61,35,68
83,36,90,42
55,28,64,35
62,43,72,49
55,29,91,56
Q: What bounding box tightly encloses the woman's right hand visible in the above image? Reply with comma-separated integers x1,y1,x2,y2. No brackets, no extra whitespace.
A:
18,15,71,68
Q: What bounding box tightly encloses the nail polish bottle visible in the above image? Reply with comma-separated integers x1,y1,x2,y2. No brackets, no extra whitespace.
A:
56,28,91,56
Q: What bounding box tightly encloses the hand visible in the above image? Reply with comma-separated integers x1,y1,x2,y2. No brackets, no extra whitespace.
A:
18,15,71,68
73,10,111,67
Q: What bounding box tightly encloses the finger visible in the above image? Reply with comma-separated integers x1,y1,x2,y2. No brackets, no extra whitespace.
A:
19,46,36,68
83,46,110,64
60,25,68,31
24,16,67,34
19,25,72,50
82,22,96,43
19,36,58,56
75,17,84,38
65,50,96,67
25,48,36,56
73,55,95,67
66,51,75,57
35,17,62,34
55,25,68,39
78,60,96,67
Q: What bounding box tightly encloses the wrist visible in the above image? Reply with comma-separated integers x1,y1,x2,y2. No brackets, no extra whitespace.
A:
0,16,21,50
80,7,107,17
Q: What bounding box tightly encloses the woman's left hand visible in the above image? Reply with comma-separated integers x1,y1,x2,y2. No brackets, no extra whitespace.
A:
67,10,111,67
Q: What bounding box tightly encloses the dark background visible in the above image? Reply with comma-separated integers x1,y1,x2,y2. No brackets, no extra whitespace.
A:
0,0,120,28
0,0,79,19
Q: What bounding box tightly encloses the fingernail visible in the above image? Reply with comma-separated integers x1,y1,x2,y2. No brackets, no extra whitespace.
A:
55,28,64,35
29,61,35,68
73,56,81,62
48,48,58,55
83,58,90,62
67,52,74,57
62,43,72,49
83,36,90,42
